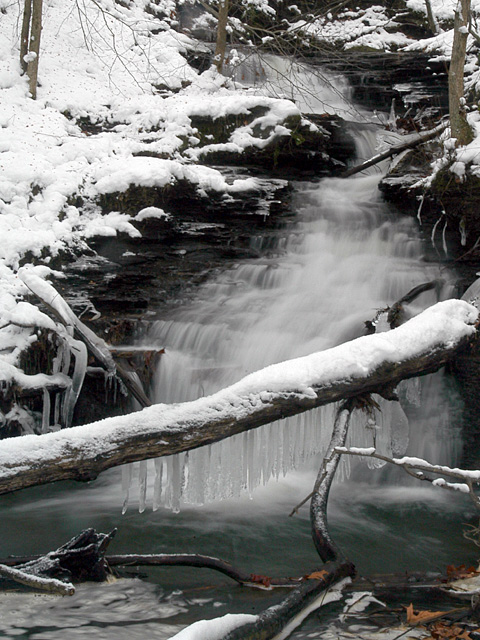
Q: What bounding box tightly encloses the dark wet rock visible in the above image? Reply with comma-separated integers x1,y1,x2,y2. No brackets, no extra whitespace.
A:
318,52,448,118
192,114,356,177
61,173,294,324
380,144,480,264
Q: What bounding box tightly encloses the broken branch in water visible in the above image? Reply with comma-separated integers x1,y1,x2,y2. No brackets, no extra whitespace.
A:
0,563,74,596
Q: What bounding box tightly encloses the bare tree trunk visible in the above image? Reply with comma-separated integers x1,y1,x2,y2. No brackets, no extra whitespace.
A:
310,400,355,563
26,0,43,99
449,0,473,146
20,0,32,74
215,0,229,73
424,0,439,35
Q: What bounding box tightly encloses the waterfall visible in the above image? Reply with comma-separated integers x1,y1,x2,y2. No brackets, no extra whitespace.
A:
122,63,460,513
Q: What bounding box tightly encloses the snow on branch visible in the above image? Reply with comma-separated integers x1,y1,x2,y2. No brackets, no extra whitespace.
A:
0,563,74,596
0,299,476,496
334,446,480,512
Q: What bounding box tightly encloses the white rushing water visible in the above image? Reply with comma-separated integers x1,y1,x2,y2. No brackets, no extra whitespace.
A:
124,125,460,513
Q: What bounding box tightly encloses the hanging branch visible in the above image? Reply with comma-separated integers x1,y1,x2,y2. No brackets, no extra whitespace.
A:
333,446,480,513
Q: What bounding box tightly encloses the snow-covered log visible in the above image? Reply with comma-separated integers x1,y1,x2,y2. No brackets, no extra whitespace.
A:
341,123,447,178
0,300,477,496
0,563,74,596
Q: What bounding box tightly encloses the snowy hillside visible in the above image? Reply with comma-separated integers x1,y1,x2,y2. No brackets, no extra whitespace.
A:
1,0,480,432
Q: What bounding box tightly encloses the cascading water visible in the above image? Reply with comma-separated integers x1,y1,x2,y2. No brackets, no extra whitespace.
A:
123,121,461,513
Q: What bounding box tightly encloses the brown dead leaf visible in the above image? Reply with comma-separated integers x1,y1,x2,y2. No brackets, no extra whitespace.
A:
446,564,479,581
249,574,271,588
429,621,473,639
406,603,449,626
304,570,329,581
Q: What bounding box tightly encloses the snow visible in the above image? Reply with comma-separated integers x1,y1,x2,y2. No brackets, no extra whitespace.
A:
290,6,411,51
170,613,257,640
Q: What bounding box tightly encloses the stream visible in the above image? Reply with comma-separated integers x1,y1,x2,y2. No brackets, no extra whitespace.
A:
0,63,477,639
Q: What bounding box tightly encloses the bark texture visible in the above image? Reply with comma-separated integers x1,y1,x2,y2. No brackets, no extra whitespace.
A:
449,0,473,146
26,0,43,99
215,0,229,73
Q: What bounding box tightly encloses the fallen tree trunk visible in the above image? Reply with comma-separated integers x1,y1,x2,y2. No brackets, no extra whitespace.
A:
341,122,447,178
0,300,476,495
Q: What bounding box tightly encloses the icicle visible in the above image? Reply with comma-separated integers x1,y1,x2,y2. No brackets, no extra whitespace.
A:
152,459,163,511
442,217,448,256
431,215,442,254
242,430,249,490
138,460,148,513
417,193,425,225
401,377,421,407
53,393,61,428
282,420,290,477
170,454,183,513
61,336,88,428
387,98,396,131
247,429,255,495
164,456,174,509
251,430,262,490
121,464,133,515
41,388,50,433
390,402,409,457
460,217,467,246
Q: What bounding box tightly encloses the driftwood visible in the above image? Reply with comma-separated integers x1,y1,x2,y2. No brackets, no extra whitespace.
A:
341,122,447,178
221,561,355,640
0,300,476,496
0,563,74,596
0,529,115,596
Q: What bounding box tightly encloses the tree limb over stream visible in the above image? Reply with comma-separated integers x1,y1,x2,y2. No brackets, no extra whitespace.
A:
341,122,447,178
0,299,476,495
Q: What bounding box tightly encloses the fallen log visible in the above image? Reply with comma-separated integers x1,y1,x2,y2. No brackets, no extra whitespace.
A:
0,300,476,495
341,122,447,178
